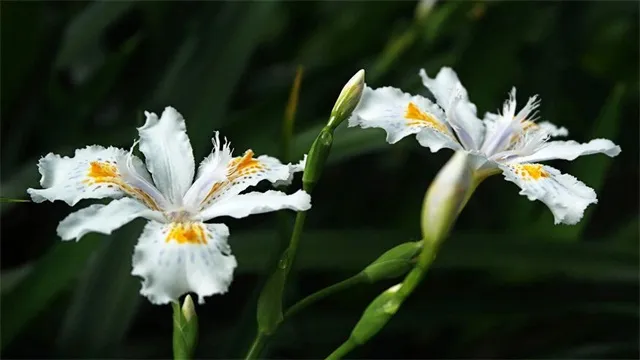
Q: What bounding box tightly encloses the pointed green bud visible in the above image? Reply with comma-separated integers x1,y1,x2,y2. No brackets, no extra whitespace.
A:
362,241,422,283
327,69,365,131
172,296,198,360
301,128,333,193
350,283,403,345
181,294,196,322
420,151,473,247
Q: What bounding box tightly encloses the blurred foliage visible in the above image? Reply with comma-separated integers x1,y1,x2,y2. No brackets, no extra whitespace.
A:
1,1,638,359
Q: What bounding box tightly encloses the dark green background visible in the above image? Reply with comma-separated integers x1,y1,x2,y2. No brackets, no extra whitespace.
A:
1,1,638,359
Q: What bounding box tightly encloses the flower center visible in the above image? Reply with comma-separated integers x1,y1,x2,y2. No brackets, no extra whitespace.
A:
165,222,207,245
165,208,196,222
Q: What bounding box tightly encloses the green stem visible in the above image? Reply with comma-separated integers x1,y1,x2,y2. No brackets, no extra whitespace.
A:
284,273,367,319
244,211,308,360
326,338,359,360
172,303,190,360
244,332,268,360
285,211,308,274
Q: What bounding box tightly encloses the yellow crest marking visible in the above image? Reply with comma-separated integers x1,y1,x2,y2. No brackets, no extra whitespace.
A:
404,102,447,132
515,164,549,180
165,222,207,245
83,161,160,210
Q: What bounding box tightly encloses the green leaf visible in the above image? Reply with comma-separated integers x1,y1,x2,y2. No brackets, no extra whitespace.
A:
0,237,100,351
55,223,143,358
54,1,134,68
170,1,280,158
0,197,30,203
0,263,33,294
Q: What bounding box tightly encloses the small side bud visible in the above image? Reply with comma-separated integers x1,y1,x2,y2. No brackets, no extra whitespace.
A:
362,242,422,283
301,129,333,193
350,283,403,345
181,294,196,323
421,151,473,247
327,69,365,131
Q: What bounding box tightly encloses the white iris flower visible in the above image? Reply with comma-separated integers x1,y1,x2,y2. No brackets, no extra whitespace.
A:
28,107,310,304
349,67,621,225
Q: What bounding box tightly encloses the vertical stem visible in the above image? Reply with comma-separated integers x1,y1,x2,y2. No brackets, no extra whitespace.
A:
245,332,268,360
284,211,308,274
244,211,308,360
326,338,359,360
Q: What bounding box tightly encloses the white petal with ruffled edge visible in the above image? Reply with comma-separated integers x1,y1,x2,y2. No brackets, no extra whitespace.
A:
138,107,195,205
419,67,484,149
348,86,461,152
537,121,568,137
274,154,307,187
200,190,311,221
27,145,159,207
511,138,621,164
57,197,163,241
195,150,297,210
131,221,237,304
499,163,597,225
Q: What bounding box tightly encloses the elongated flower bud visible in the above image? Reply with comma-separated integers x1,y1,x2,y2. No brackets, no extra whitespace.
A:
350,283,403,345
420,150,473,247
301,129,333,193
327,69,365,131
181,294,196,322
362,241,422,282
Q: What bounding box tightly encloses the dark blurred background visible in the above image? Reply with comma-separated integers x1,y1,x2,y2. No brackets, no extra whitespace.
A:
1,1,638,359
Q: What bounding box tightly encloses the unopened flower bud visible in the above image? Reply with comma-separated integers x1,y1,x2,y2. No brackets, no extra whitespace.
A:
362,241,422,282
350,283,403,345
301,129,333,193
181,294,196,323
421,151,473,247
328,69,365,131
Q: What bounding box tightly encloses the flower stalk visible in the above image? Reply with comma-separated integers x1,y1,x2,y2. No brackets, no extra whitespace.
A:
326,151,478,359
248,70,365,360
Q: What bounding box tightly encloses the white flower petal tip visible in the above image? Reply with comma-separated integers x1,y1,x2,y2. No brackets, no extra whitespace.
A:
273,155,308,187
131,221,237,305
199,189,311,221
27,146,149,206
500,163,597,225
292,154,307,173
513,138,622,164
537,121,568,137
187,149,298,210
138,106,195,204
348,86,461,152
